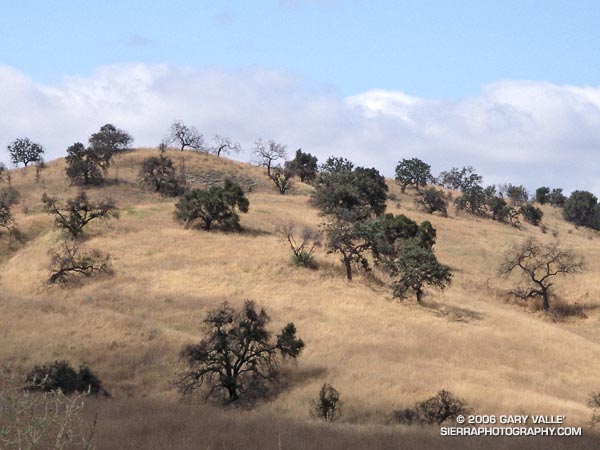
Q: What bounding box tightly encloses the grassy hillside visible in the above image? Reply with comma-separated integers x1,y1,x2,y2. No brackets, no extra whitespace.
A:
2,149,600,448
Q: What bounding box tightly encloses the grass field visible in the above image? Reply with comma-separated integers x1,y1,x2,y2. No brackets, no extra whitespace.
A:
2,149,600,448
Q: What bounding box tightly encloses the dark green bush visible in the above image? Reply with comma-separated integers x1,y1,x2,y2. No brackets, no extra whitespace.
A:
25,360,109,396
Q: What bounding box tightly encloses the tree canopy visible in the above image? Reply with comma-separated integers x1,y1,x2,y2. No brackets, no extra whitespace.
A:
176,301,304,404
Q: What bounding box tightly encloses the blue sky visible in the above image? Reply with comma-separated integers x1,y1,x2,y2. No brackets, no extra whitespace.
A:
3,0,600,98
2,0,600,192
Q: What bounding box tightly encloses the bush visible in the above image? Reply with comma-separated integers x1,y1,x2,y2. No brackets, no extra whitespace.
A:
25,360,109,397
394,390,470,426
0,186,20,206
520,204,544,226
174,179,249,230
563,190,600,229
1,366,96,450
310,384,342,422
277,223,320,268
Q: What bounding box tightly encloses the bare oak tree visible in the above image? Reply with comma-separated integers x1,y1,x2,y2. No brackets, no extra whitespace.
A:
168,121,205,151
210,135,242,157
498,238,584,311
252,139,286,177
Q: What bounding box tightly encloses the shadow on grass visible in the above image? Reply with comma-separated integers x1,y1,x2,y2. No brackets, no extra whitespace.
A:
420,299,485,323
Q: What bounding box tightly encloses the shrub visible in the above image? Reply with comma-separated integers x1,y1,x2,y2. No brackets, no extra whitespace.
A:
520,204,544,226
174,179,249,230
25,360,108,397
563,190,600,229
277,223,321,268
589,392,600,426
310,384,342,422
394,390,470,426
535,186,550,204
1,366,96,450
549,188,566,207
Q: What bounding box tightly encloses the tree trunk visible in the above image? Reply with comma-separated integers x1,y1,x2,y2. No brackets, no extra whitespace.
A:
416,287,423,304
541,290,550,311
344,257,352,281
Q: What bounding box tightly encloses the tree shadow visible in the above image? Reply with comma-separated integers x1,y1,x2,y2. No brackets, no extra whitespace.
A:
420,299,485,323
238,227,272,237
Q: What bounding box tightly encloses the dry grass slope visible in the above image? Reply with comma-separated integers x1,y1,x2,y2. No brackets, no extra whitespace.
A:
2,148,600,448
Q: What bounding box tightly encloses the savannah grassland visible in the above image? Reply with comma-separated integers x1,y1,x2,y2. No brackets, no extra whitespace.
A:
2,149,600,449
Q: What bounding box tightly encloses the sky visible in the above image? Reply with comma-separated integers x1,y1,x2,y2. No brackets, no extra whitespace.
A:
2,0,600,192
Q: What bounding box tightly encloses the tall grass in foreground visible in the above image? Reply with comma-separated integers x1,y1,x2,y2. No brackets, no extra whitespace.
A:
85,399,600,450
0,367,95,450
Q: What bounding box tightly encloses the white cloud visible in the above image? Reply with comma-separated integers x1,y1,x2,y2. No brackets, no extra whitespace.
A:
1,63,600,193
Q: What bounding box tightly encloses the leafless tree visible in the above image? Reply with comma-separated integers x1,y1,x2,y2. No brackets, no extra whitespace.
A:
167,120,205,151
48,241,111,284
210,135,242,157
277,223,321,266
252,139,286,177
498,238,584,311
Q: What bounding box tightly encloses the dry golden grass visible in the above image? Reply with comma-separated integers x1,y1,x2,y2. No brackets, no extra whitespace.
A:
3,149,600,448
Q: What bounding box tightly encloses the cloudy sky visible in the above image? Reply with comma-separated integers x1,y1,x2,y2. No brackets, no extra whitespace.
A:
2,0,600,192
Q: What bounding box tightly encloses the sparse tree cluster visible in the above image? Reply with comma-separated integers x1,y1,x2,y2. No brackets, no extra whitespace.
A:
65,124,133,185
42,190,117,283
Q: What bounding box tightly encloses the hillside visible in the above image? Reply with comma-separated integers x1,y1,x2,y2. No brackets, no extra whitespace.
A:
2,148,600,448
